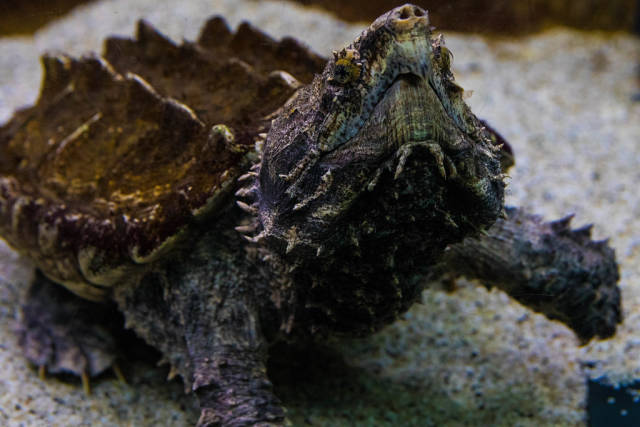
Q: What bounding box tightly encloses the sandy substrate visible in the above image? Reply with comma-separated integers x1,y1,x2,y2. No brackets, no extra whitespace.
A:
0,0,639,426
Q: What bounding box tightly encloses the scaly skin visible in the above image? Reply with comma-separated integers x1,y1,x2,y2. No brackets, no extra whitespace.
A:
429,207,621,343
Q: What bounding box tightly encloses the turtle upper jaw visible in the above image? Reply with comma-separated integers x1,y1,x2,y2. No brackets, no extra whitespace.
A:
314,4,435,153
324,72,463,170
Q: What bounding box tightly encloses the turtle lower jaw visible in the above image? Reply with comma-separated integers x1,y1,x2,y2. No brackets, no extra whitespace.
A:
334,71,455,171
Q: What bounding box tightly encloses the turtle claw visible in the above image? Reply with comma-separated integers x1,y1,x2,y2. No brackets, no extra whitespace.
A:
81,371,91,395
112,362,127,384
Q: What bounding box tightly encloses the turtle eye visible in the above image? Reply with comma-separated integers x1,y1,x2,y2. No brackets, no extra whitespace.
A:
332,58,361,85
334,62,350,84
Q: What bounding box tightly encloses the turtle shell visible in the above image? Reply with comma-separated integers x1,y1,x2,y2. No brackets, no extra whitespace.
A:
0,18,325,300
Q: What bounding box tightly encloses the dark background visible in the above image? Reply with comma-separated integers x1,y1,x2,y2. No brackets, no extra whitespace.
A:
1,0,638,36
588,379,640,426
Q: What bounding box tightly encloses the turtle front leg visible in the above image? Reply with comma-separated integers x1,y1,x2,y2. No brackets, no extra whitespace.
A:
433,206,621,342
186,302,286,427
112,240,287,426
193,345,285,427
16,270,121,392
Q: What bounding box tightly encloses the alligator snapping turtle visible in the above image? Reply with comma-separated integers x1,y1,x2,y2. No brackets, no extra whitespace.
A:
0,4,622,426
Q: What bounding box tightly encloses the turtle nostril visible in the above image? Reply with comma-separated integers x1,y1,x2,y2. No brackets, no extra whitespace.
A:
399,6,412,20
397,5,426,20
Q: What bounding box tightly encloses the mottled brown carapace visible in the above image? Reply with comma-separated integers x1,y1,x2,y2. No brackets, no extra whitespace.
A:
0,5,621,427
0,18,323,299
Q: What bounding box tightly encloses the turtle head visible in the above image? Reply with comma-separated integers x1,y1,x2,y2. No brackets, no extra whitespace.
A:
257,4,503,279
